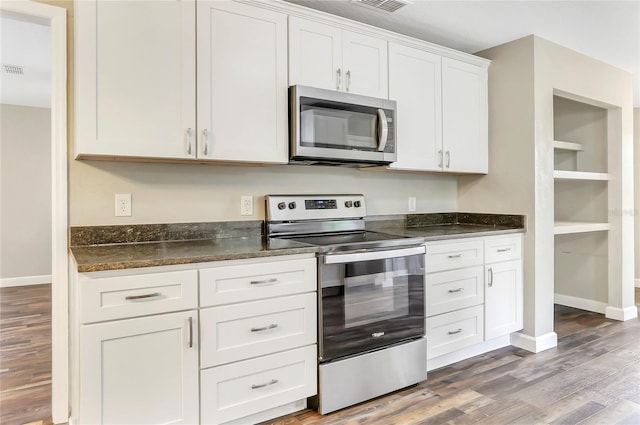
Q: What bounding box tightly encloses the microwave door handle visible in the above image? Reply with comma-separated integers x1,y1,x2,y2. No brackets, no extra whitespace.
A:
376,108,389,152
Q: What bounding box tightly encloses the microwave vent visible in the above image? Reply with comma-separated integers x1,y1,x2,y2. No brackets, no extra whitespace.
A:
352,0,411,13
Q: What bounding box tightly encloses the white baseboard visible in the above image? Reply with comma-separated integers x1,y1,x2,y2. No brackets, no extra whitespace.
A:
554,293,607,314
0,274,52,288
635,278,640,288
510,331,558,353
605,305,638,321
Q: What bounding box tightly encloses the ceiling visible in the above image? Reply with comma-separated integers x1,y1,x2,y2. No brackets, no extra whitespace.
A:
286,0,640,107
0,15,51,108
1,1,638,108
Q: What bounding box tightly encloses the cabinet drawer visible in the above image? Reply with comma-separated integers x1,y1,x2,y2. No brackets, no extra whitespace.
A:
80,270,198,324
427,266,484,317
426,305,483,359
426,239,484,273
485,235,522,263
200,293,316,368
201,345,317,425
199,258,316,307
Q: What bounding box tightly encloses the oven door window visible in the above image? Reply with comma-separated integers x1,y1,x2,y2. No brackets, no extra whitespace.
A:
319,252,425,362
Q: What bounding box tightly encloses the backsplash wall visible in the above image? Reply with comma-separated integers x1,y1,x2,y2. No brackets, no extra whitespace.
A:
69,159,458,226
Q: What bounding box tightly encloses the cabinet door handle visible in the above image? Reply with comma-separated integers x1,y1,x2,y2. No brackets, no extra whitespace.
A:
448,288,464,293
488,267,494,287
497,248,511,253
125,292,161,301
186,128,193,155
445,150,451,168
448,328,463,335
250,278,278,285
188,317,193,348
448,254,462,259
438,150,443,168
251,323,278,332
202,128,209,156
251,379,278,390
346,70,351,91
336,68,342,90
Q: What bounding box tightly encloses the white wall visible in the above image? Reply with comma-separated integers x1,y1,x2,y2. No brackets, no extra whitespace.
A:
0,104,52,281
635,108,639,286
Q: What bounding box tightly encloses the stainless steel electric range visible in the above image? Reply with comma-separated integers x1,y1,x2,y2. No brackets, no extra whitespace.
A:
266,194,427,414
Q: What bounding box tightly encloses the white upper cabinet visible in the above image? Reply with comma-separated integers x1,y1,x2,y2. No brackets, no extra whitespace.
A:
442,58,488,173
289,16,388,98
75,0,196,159
197,1,288,163
388,43,442,171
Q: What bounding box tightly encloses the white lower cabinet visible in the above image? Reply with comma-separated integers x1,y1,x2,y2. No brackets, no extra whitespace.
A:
80,311,199,425
425,234,523,366
200,345,317,425
74,255,317,425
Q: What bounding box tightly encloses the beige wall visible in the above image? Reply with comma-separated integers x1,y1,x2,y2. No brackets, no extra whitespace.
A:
0,105,52,279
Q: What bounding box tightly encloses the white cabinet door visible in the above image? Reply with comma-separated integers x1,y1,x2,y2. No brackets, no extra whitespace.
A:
342,31,388,98
288,17,342,91
75,0,196,159
197,1,288,163
442,57,488,173
485,259,523,339
80,311,199,424
288,17,387,98
388,43,442,171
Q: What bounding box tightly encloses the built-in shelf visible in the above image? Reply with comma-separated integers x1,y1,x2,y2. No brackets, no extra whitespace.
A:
553,170,610,181
553,140,583,151
554,221,610,235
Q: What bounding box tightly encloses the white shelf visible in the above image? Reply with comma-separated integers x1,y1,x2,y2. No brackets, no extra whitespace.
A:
554,221,610,235
553,170,609,181
553,140,583,151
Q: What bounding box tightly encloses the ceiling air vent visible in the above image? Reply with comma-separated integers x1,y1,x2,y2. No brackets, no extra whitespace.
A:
3,64,24,75
353,0,411,13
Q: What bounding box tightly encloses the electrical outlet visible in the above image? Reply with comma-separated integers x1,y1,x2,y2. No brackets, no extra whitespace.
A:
408,197,417,212
240,195,253,216
115,193,132,217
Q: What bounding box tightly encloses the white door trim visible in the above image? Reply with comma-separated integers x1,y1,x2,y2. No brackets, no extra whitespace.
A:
0,1,68,423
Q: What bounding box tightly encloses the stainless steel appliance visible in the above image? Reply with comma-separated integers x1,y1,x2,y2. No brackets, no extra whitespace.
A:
289,85,397,166
266,194,426,414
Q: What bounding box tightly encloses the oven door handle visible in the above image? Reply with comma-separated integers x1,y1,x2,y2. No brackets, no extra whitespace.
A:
322,245,425,264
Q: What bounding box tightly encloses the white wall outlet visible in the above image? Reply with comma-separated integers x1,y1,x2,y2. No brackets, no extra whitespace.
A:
240,195,253,216
408,197,417,212
115,193,132,217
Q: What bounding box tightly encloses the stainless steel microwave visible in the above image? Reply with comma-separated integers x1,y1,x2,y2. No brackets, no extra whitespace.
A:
289,85,397,166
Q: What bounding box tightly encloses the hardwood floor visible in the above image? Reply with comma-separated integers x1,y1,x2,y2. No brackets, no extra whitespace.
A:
1,285,638,425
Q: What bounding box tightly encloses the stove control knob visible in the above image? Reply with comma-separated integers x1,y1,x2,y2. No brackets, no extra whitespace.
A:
277,202,286,210
354,200,361,208
344,201,353,208
288,202,297,209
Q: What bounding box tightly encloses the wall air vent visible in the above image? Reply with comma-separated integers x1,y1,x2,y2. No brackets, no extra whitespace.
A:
352,0,411,13
3,64,24,75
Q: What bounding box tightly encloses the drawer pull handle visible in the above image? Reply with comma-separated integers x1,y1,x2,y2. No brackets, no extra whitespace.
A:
448,288,464,293
448,328,463,335
125,292,161,301
250,278,278,285
372,331,385,338
497,248,511,253
251,379,278,390
188,317,193,348
448,254,462,259
251,323,278,332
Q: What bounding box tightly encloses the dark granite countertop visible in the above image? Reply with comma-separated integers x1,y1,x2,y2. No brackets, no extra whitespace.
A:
71,236,318,273
70,213,525,273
